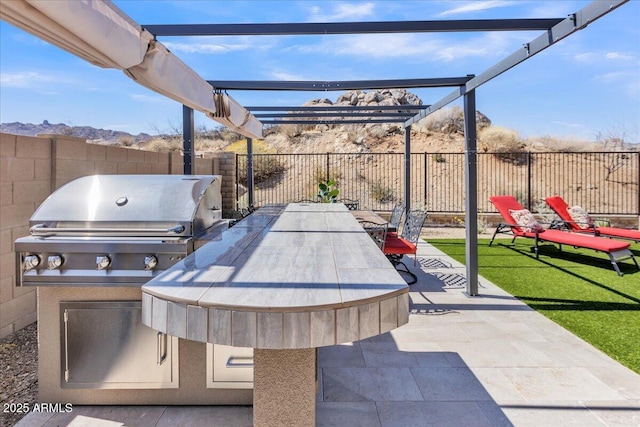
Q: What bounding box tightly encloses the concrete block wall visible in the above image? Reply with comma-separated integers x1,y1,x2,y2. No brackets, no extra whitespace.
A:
0,133,49,337
0,132,233,337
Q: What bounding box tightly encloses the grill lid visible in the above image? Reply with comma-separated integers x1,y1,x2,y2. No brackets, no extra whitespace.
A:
30,175,222,236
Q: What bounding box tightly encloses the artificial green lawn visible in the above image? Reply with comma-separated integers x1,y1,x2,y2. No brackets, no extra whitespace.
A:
429,238,640,374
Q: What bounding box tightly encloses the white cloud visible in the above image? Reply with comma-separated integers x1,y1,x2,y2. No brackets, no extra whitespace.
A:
574,52,596,62
0,71,57,88
605,52,634,61
289,32,514,61
271,70,307,81
438,1,517,17
130,93,168,103
164,41,251,54
307,2,375,21
574,51,636,63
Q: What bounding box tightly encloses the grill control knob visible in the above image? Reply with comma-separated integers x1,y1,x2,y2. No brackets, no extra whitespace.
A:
144,255,158,270
96,255,111,270
23,255,40,271
47,255,63,270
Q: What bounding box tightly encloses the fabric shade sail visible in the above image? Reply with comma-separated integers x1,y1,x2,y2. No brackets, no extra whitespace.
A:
0,0,263,139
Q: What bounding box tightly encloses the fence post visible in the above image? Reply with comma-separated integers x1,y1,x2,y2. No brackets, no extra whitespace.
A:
637,152,640,216
527,151,532,210
235,154,240,211
247,138,254,209
326,152,330,183
423,152,428,207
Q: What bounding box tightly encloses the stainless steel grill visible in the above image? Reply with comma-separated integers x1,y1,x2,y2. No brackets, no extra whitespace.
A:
15,174,225,287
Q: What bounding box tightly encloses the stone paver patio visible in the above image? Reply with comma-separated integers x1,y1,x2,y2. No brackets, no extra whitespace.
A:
15,241,640,426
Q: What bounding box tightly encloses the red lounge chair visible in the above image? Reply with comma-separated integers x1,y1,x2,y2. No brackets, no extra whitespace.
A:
545,196,640,243
489,195,638,276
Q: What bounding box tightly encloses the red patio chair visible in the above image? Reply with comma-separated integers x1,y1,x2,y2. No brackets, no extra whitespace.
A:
489,195,638,276
384,209,427,284
545,196,640,243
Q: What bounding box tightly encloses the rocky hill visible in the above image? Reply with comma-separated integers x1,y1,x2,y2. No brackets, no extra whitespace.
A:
0,120,153,145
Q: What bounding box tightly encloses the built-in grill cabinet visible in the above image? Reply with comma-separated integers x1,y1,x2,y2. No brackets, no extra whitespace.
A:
60,301,178,389
15,175,254,404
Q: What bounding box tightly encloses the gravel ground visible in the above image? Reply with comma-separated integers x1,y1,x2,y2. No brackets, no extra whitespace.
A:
0,322,37,427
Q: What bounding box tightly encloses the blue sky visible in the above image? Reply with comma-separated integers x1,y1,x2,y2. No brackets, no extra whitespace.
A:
1,1,639,141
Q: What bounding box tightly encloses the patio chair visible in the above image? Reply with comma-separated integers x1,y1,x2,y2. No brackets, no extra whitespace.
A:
384,209,428,284
337,199,359,210
489,195,638,276
545,196,640,243
359,221,388,250
387,202,405,237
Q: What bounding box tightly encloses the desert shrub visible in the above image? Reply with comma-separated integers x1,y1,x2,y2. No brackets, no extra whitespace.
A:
416,106,464,134
311,166,343,186
479,126,527,164
369,180,396,203
432,153,446,163
527,135,593,152
118,135,135,147
531,199,557,224
225,139,285,184
143,137,182,152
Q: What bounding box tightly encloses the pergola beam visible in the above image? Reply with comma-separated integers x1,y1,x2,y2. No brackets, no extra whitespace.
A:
261,119,409,125
405,0,628,127
144,19,564,37
208,78,471,91
254,112,416,118
247,105,429,112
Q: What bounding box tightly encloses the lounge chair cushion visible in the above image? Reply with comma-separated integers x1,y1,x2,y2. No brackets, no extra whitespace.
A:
568,206,594,230
528,229,630,252
509,209,545,233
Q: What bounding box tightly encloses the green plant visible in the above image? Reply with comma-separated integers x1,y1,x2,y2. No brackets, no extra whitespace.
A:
317,180,339,203
369,180,395,203
432,153,446,163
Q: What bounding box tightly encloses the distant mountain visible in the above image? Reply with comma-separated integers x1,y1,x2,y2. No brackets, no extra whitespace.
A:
0,120,153,145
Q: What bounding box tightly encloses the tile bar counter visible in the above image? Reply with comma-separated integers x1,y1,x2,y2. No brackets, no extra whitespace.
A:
141,203,409,426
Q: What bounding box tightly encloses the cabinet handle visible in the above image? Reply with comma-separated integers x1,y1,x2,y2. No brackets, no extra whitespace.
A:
226,356,254,368
157,332,168,366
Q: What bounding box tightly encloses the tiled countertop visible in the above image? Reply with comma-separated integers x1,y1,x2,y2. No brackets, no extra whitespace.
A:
141,203,409,349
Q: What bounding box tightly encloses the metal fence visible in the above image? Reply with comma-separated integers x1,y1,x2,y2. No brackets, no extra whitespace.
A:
236,151,640,215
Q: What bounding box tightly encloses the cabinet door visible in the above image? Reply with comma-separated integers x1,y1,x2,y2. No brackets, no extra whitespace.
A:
61,301,178,389
206,344,253,389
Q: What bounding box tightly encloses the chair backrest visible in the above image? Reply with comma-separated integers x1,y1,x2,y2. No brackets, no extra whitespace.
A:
489,195,527,235
400,209,427,243
360,221,388,250
545,196,580,231
338,199,359,210
389,202,405,230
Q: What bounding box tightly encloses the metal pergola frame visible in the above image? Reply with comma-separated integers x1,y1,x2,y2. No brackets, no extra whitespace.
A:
143,0,628,296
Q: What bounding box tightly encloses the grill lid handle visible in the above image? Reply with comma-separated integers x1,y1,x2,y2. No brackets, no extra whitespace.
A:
29,224,186,236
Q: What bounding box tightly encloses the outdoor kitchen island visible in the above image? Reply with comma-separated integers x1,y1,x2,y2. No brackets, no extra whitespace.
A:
142,202,410,426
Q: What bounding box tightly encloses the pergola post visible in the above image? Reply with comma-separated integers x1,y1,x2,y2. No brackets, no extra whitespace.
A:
182,105,195,175
404,125,411,213
463,87,479,296
246,137,255,208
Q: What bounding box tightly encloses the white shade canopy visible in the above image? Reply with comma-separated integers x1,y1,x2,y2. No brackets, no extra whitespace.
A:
0,0,262,139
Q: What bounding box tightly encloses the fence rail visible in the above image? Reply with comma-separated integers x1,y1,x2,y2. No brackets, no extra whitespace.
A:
236,151,640,216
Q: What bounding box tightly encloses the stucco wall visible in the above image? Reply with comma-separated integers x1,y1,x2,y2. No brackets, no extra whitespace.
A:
0,132,235,337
